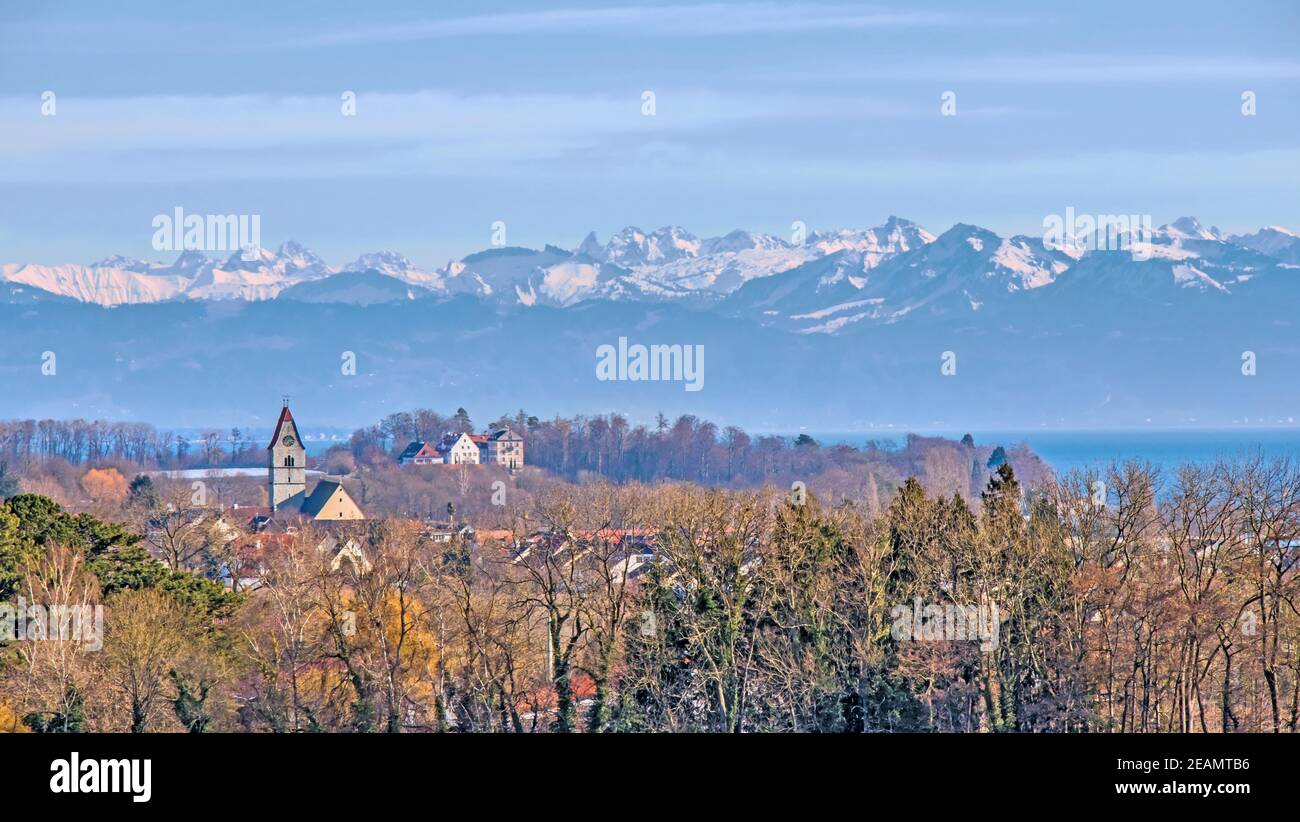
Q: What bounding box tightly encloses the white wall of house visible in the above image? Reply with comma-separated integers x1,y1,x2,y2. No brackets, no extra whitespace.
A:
446,434,480,464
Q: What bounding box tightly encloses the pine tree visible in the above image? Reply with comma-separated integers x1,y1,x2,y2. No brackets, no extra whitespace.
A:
453,407,472,432
170,670,214,733
986,445,1008,469
129,474,158,507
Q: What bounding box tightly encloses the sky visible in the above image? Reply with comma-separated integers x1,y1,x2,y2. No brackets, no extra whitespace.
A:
1,0,1298,268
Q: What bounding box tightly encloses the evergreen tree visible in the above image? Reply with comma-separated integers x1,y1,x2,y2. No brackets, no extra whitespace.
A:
452,407,472,432
0,463,18,500
170,670,214,733
885,477,932,596
128,474,158,508
986,445,1008,469
24,685,86,733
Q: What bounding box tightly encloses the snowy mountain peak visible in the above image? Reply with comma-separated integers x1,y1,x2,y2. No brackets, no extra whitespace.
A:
1261,225,1299,237
654,225,702,258
159,249,214,278
576,231,605,260
924,223,998,255
345,251,416,274
877,216,937,249
277,239,327,269
91,254,154,273
221,241,330,277
340,251,445,291
1228,224,1300,263
221,246,272,271
1165,216,1217,241
604,225,701,266
699,229,791,255
9,218,1300,310
807,218,935,263
993,236,1073,289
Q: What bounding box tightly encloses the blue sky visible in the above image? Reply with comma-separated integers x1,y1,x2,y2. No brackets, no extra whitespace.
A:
1,0,1297,267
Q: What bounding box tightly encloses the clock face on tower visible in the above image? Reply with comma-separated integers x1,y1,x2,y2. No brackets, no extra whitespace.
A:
282,435,296,446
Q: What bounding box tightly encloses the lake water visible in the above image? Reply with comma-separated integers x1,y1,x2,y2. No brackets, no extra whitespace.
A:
812,429,1300,477
145,467,325,479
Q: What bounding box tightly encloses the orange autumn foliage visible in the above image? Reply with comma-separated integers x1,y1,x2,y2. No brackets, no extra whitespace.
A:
80,467,128,504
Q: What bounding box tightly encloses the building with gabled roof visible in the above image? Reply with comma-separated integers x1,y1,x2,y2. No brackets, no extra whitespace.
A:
437,432,480,465
265,402,366,522
483,427,524,468
397,441,443,465
401,428,524,468
299,479,365,521
317,534,370,573
219,529,370,590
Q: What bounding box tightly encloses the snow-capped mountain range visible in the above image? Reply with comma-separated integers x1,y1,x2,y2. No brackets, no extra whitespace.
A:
4,215,1299,431
0,223,872,308
4,217,1298,334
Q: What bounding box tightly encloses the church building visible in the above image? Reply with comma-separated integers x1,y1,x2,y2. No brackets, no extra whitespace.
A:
267,403,365,521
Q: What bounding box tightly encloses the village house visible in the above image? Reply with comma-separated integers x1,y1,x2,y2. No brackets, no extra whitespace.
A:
440,432,481,464
220,530,370,591
398,426,525,469
483,427,524,468
397,441,443,465
203,403,382,591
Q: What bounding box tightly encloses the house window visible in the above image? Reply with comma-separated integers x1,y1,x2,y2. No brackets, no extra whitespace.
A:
284,455,294,467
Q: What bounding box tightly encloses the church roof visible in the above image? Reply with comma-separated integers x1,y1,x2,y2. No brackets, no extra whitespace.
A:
267,405,296,450
299,479,353,518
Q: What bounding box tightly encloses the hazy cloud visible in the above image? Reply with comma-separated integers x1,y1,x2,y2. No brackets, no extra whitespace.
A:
271,3,1035,49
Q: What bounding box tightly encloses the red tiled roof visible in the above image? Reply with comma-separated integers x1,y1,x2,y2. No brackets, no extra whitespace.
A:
397,441,426,460
266,405,295,450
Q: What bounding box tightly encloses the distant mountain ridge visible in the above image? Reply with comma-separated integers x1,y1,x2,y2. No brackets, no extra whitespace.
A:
3,213,1299,431
5,217,1295,329
2,211,1298,431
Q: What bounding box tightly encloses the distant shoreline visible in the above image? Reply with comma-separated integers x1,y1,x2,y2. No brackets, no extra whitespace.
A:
808,428,1300,476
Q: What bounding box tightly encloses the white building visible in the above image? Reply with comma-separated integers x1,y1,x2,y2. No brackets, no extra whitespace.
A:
438,432,481,465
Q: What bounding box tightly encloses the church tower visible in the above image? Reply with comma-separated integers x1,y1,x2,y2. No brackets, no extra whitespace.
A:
267,402,306,511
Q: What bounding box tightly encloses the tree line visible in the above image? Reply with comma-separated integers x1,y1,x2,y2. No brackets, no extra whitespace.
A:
0,419,264,469
3,454,1297,732
2,412,1046,513
345,408,1047,494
